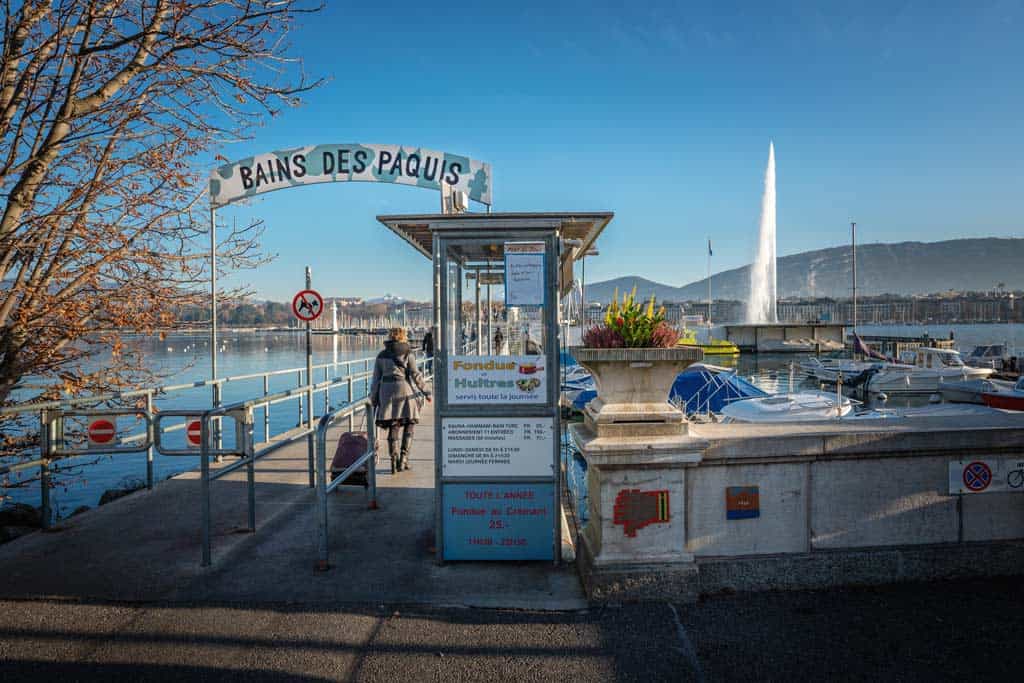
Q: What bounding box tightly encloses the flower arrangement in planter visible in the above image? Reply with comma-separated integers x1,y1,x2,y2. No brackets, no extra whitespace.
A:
582,287,679,348
572,287,701,427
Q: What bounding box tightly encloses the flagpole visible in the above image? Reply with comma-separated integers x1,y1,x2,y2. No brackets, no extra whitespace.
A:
707,239,712,328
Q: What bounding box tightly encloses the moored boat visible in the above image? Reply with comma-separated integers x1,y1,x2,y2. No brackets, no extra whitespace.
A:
965,343,1016,372
800,356,890,383
865,347,994,395
720,391,853,423
677,328,740,356
938,377,1016,404
981,377,1024,411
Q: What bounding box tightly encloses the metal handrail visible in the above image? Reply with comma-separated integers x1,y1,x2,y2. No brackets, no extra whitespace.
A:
0,353,381,417
312,354,433,571
2,346,433,563
190,358,422,567
0,350,386,526
314,401,376,571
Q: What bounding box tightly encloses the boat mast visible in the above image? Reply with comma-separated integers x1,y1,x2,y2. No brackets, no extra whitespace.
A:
707,238,712,328
851,221,857,334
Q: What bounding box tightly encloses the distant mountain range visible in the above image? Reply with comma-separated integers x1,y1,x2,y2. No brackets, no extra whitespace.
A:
585,237,1024,304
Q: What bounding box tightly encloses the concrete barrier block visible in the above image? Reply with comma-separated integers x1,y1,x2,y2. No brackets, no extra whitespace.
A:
811,457,957,549
585,465,688,565
962,492,1024,542
687,464,808,556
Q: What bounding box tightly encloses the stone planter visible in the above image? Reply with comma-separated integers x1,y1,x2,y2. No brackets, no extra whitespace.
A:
567,346,707,602
569,346,703,436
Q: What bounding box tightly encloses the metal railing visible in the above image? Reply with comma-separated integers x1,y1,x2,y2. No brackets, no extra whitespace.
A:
2,342,441,565
312,354,433,571
0,352,383,528
314,402,376,571
186,368,378,566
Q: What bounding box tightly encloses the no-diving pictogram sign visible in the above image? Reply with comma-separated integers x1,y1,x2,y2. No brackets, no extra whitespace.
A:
962,461,992,492
186,420,203,448
87,418,116,446
292,289,323,322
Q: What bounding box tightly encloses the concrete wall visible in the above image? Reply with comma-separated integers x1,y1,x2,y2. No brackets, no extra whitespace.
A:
686,420,1024,560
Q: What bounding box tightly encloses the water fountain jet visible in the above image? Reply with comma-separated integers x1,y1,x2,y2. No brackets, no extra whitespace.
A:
748,141,777,323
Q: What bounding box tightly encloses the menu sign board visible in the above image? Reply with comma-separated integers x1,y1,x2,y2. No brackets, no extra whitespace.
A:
443,483,555,560
442,418,554,477
447,355,547,404
504,242,545,306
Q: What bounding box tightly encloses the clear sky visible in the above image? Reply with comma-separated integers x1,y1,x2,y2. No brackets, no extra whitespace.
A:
216,0,1024,301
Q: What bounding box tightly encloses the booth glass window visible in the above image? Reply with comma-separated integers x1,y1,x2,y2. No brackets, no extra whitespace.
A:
440,240,548,359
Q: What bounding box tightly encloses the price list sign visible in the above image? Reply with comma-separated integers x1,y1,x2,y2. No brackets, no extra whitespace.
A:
442,418,554,477
443,483,555,560
504,242,546,306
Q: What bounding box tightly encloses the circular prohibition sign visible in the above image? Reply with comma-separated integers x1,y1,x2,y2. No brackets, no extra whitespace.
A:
87,418,116,445
186,420,203,447
292,289,324,322
962,461,992,492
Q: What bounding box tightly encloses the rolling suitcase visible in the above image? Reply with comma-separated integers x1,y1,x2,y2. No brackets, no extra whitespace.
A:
329,431,371,488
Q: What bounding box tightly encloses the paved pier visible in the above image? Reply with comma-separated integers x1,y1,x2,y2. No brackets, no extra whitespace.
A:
2,404,1023,680
0,405,582,609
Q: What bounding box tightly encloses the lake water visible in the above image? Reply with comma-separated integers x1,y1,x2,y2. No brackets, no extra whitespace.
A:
5,323,1022,519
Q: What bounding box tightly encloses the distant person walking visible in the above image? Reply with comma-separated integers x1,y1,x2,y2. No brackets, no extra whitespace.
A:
370,328,431,473
493,327,504,354
421,329,434,373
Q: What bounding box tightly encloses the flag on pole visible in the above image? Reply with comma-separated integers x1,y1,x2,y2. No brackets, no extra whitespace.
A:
708,239,713,256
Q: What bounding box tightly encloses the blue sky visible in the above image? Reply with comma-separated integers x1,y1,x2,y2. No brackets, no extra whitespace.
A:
216,1,1024,301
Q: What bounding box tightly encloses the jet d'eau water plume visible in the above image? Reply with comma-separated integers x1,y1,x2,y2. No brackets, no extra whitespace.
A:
748,141,777,322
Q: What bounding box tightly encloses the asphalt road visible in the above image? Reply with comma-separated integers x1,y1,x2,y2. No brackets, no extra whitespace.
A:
2,576,1020,682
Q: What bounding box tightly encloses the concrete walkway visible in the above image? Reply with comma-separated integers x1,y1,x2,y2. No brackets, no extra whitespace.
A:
0,403,584,610
3,403,1022,680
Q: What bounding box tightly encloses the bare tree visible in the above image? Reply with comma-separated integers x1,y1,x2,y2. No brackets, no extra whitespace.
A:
0,0,322,411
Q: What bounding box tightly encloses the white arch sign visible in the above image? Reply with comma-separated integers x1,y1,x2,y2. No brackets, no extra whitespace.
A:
209,143,492,208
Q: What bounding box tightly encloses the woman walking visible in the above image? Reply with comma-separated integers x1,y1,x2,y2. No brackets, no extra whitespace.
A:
370,327,431,473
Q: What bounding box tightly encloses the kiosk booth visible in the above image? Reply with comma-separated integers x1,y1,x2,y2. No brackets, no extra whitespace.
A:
378,213,612,562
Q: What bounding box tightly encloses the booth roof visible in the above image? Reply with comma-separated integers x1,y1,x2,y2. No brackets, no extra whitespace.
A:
375,212,613,263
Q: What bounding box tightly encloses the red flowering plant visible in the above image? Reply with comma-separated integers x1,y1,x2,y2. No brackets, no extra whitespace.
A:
582,287,679,349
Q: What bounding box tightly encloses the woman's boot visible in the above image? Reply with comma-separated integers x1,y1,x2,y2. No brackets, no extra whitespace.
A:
400,426,414,471
388,438,398,474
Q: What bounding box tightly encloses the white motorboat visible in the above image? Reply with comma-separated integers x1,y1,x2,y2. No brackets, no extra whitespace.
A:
964,343,1015,371
938,377,1017,404
799,356,890,383
720,391,854,423
865,347,995,395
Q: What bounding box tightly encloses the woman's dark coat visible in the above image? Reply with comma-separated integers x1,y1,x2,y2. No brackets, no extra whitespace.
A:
370,340,430,423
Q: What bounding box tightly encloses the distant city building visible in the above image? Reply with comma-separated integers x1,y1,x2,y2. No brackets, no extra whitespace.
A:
582,292,1021,327
777,292,1022,324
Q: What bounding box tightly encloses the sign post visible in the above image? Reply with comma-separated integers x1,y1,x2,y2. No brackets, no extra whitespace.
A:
292,272,323,431
292,273,322,487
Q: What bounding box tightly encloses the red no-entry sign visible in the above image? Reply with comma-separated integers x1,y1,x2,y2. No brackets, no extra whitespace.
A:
292,289,324,322
186,420,203,447
87,418,116,446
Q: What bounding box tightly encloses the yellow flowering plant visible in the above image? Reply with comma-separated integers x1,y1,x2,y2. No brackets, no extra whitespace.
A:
582,286,679,348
